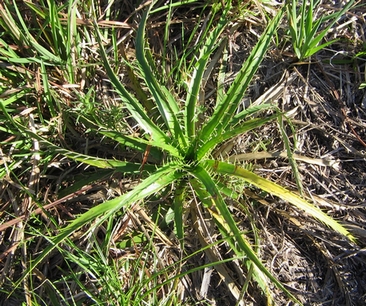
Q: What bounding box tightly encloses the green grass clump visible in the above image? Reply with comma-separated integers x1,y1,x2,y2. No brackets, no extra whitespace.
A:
286,0,355,61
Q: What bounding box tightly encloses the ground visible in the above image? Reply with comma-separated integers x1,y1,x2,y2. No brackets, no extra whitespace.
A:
0,1,366,305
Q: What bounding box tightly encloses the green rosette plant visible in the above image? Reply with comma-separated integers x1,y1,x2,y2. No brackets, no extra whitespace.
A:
4,1,356,304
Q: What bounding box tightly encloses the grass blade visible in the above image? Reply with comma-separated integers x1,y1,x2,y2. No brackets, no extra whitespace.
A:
14,163,184,291
205,160,356,243
277,114,303,195
11,1,64,64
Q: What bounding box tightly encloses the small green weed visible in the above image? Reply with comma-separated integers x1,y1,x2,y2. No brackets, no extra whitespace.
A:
286,0,355,60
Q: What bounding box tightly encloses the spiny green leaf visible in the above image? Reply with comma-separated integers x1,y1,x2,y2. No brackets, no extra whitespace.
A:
191,164,302,304
205,160,356,243
14,163,183,290
199,8,284,144
184,4,229,139
197,115,278,160
94,22,182,158
136,6,187,151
